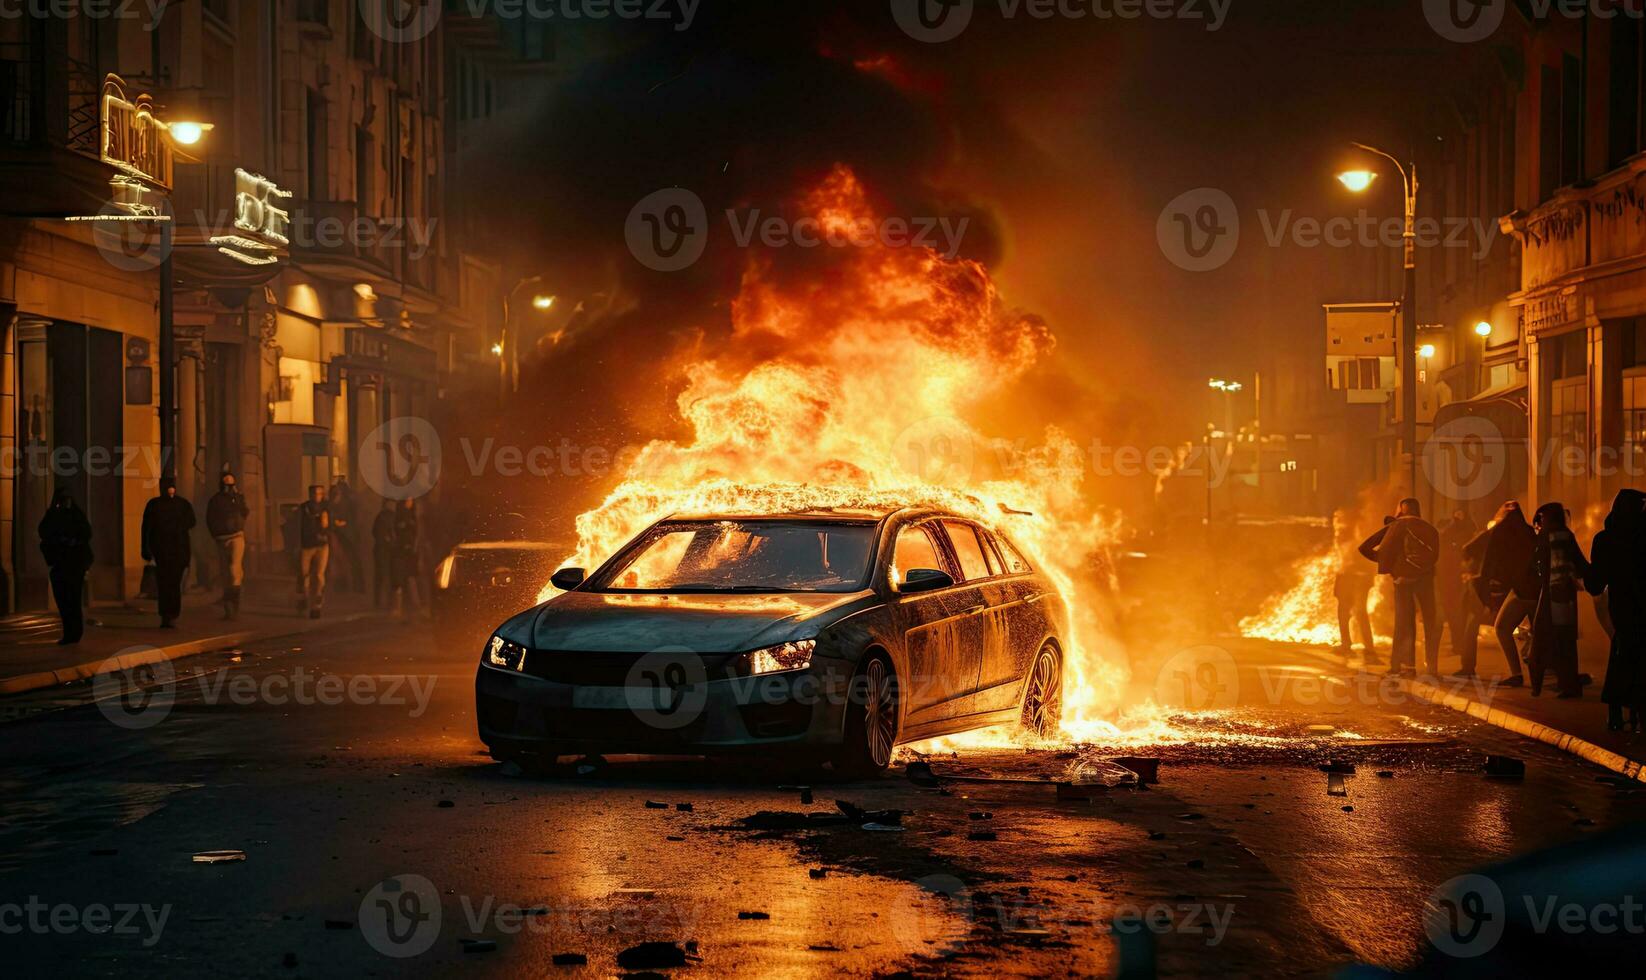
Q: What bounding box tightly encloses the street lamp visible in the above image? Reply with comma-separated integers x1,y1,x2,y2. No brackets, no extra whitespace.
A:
532,294,555,311
1336,170,1376,193
1474,320,1493,337
165,120,213,146
1339,140,1420,495
1208,378,1243,436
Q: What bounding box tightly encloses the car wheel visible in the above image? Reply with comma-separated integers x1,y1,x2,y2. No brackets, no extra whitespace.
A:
836,652,899,777
1021,643,1063,738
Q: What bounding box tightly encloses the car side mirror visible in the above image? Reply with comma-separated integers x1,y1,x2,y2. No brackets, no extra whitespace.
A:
550,567,586,591
897,567,954,594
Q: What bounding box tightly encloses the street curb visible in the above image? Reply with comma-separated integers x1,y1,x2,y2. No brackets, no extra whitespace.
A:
0,611,378,697
1274,641,1646,785
1399,676,1646,785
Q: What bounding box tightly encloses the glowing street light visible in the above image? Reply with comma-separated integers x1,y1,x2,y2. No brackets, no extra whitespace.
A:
491,342,504,357
1418,343,1436,359
166,120,213,146
1339,140,1419,491
1335,169,1377,193
1474,320,1493,337
532,294,556,311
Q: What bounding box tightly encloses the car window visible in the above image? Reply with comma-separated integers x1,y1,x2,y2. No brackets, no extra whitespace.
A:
596,521,877,592
892,524,946,585
992,531,1033,574
942,520,992,582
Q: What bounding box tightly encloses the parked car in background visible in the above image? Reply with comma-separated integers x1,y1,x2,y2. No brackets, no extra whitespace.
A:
433,540,567,652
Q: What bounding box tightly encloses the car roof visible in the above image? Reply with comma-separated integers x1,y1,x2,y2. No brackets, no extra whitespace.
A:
661,507,901,522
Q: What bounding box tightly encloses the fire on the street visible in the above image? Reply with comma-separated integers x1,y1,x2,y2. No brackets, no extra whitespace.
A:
537,166,1131,742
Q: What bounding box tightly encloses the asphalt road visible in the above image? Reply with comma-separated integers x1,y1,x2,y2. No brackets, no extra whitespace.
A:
2,618,1643,977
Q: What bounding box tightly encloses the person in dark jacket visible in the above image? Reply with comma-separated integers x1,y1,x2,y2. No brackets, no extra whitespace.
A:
1438,509,1477,673
1478,500,1534,687
372,499,397,609
1331,510,1378,664
393,498,422,616
328,479,363,593
205,472,250,619
1529,502,1590,698
38,488,93,644
297,485,330,618
141,477,196,628
1359,497,1441,676
1586,489,1646,730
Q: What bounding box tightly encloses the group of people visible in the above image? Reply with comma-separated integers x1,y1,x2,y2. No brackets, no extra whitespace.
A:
34,472,436,643
1337,492,1646,732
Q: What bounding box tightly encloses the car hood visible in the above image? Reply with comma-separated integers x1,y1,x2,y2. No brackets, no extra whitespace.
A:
503,590,879,653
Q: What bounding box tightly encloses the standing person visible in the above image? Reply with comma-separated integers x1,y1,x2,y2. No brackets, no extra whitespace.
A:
1528,502,1590,698
297,485,330,619
206,472,250,619
1438,509,1477,666
1586,490,1646,729
1457,517,1496,679
372,499,398,609
328,479,363,593
1478,500,1535,686
1331,510,1378,665
38,488,93,645
394,498,421,617
1359,497,1442,676
141,477,195,629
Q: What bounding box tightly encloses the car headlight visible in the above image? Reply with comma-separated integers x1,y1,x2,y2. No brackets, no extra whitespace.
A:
742,639,816,676
485,634,527,672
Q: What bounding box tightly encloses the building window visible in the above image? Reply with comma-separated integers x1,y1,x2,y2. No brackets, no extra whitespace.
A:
307,90,328,200
1624,371,1646,476
1609,15,1643,168
1541,59,1585,199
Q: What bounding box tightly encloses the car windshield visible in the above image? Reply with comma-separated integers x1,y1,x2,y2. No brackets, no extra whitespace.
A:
591,520,877,593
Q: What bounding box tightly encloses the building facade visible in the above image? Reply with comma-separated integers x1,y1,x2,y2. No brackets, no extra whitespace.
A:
0,2,517,614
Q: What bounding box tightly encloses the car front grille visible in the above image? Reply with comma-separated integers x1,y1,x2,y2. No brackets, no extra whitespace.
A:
520,650,737,686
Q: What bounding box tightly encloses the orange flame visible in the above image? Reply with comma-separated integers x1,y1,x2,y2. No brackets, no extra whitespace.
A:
542,165,1130,739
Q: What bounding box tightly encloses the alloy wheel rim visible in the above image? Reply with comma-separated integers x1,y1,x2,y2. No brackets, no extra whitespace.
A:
1023,647,1062,737
864,659,896,767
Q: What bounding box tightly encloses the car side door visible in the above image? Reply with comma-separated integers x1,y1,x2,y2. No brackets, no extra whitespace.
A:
971,527,1051,713
886,520,977,724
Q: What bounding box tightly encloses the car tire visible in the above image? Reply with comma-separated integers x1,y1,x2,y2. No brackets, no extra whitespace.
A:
1020,642,1063,738
833,651,899,778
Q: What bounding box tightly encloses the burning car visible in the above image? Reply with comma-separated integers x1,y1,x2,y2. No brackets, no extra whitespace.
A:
475,506,1068,774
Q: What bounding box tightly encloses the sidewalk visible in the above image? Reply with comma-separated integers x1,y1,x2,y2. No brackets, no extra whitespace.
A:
0,582,388,696
1300,627,1646,783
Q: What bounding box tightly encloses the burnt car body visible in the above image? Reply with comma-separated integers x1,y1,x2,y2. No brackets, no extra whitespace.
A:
433,541,566,651
474,507,1068,774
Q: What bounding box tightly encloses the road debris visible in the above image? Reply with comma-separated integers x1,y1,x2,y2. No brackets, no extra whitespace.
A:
460,938,497,953
1319,760,1356,775
861,822,905,832
616,941,691,969
836,800,903,825
645,800,670,809
1326,773,1349,797
192,850,246,864
968,811,993,820
1484,755,1526,778
737,911,770,920
809,868,827,879
738,811,849,830
968,830,998,842
1113,757,1160,784
551,952,587,965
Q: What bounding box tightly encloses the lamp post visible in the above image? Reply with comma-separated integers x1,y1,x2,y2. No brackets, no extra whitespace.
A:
1339,142,1420,495
500,276,554,405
